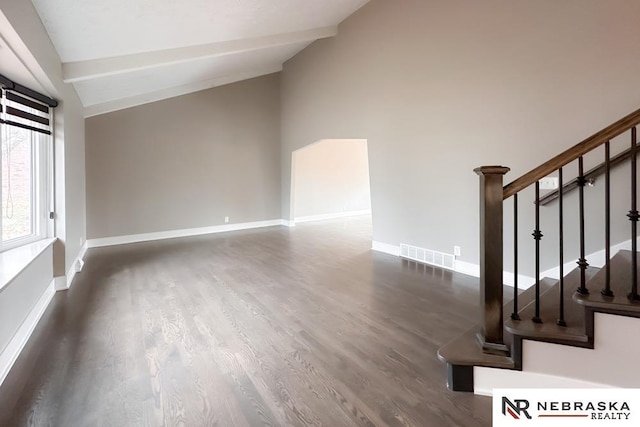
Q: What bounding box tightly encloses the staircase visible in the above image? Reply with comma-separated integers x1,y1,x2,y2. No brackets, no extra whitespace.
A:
438,108,640,393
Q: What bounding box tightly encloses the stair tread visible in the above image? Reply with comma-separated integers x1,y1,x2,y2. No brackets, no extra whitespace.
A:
503,277,556,317
437,283,543,368
437,325,515,368
574,250,640,313
504,267,600,344
440,249,640,388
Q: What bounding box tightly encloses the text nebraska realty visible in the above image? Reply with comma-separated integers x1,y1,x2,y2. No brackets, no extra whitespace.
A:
504,397,632,420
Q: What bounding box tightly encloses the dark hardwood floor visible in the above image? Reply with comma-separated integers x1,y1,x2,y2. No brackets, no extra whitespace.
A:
0,217,491,426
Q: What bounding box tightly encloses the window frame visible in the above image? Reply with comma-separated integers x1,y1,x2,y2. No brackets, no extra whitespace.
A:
0,107,53,253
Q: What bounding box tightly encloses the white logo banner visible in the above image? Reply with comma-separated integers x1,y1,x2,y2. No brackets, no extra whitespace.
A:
493,389,640,426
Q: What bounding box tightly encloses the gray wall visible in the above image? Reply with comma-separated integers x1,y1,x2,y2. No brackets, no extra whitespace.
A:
280,0,640,272
293,139,370,218
86,74,282,239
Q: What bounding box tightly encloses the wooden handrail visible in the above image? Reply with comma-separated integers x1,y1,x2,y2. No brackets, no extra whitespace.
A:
474,106,640,359
538,141,640,205
503,107,640,200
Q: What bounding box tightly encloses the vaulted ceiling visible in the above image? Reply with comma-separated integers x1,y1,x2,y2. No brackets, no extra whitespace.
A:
30,0,369,117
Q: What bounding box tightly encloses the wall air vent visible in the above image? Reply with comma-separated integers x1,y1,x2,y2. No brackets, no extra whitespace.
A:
400,243,455,270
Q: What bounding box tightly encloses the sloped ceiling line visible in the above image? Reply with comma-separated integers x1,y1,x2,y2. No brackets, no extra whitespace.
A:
63,26,337,83
83,65,282,117
29,0,370,116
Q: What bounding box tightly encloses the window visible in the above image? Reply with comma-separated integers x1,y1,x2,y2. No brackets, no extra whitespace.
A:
0,77,56,252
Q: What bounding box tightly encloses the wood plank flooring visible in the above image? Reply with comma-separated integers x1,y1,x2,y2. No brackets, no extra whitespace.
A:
0,217,491,426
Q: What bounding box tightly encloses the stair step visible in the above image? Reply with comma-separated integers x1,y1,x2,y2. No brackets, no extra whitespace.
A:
438,257,631,391
574,250,640,313
504,266,600,346
437,283,548,368
503,277,557,320
436,325,515,369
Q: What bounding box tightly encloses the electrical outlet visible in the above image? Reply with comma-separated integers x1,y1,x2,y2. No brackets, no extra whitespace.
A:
539,176,559,190
454,246,461,257
224,216,229,223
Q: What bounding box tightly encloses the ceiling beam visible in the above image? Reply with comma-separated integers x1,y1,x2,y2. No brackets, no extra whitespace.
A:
65,26,336,83
83,65,282,117
0,19,58,97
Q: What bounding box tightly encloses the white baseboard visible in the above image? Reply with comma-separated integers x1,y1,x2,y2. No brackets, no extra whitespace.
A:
372,237,638,288
453,259,480,278
63,241,88,290
86,219,285,249
453,262,535,288
540,237,638,280
371,240,401,257
293,209,371,224
503,239,636,287
0,278,55,387
372,240,487,279
54,276,67,291
503,272,536,289
281,219,296,228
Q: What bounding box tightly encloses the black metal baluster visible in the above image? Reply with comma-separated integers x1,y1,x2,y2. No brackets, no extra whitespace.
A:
602,141,614,297
512,194,520,320
532,181,542,323
557,168,567,326
629,127,639,301
577,156,589,295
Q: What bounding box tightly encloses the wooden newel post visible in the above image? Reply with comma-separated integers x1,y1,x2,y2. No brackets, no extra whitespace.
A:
474,166,510,356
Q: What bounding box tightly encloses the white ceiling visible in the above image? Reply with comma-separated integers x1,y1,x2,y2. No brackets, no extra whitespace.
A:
30,0,369,116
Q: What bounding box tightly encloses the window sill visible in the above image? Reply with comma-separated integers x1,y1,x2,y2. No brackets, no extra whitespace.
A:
0,238,57,293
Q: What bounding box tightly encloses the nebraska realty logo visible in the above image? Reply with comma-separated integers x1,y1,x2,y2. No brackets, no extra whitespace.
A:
493,389,640,426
